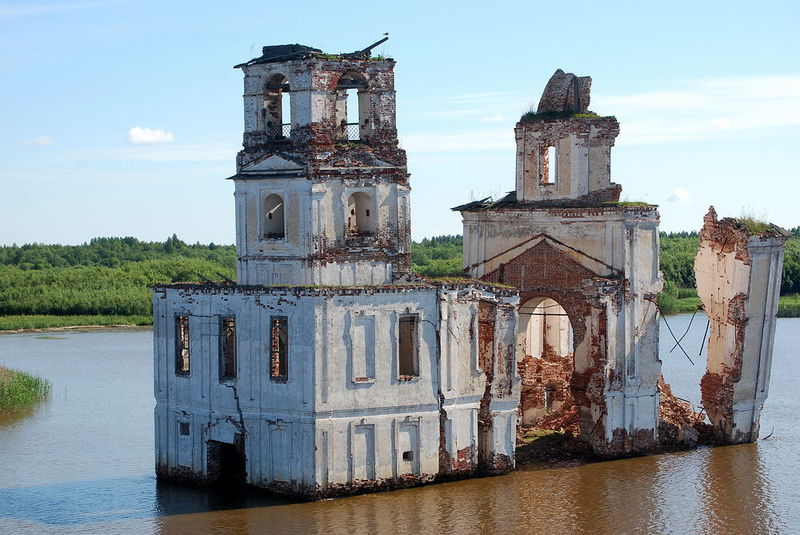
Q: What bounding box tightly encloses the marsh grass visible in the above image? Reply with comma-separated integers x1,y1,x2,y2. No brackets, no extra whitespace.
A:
0,366,50,411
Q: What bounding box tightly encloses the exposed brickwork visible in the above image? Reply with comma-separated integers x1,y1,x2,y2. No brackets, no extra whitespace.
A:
482,237,622,448
536,69,592,114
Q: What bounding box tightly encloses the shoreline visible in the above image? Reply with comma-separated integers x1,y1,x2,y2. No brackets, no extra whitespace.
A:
0,324,152,335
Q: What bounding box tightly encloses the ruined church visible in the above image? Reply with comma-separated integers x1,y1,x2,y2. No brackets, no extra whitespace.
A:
153,42,787,498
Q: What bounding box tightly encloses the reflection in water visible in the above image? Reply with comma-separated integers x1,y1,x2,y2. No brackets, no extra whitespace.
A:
0,320,799,534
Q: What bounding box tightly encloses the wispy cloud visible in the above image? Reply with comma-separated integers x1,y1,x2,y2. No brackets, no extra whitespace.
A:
128,127,175,145
402,75,800,152
480,114,504,123
25,135,52,146
593,75,800,145
0,1,114,19
667,188,691,205
84,142,238,162
401,129,513,153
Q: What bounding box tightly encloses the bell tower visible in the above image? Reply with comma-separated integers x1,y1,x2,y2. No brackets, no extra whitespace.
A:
515,69,621,204
230,41,411,286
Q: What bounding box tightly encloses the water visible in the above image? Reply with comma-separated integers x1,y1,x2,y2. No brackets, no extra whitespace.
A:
0,318,798,534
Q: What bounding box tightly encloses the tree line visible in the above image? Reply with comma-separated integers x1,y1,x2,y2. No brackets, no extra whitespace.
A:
0,231,797,318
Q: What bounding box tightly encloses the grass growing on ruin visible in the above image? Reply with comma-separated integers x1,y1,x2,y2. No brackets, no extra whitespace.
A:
733,217,774,235
0,366,50,412
0,315,152,331
519,110,614,122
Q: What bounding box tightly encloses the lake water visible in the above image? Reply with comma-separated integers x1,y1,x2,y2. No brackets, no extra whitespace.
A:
0,316,798,534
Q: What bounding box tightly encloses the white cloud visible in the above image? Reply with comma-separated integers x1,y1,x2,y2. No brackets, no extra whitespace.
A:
128,127,175,145
592,75,800,145
667,188,691,205
25,135,52,146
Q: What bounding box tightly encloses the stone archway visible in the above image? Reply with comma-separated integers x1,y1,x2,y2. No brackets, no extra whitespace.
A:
517,296,575,428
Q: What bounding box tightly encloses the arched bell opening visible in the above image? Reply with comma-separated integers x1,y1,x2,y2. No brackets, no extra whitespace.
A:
261,74,291,140
335,71,369,141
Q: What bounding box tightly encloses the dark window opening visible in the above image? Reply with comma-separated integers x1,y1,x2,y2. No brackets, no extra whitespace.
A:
179,422,190,436
398,315,419,378
402,450,414,461
175,315,190,374
219,316,237,380
263,194,285,239
270,316,288,381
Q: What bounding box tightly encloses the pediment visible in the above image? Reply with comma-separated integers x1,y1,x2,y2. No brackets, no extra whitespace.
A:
482,234,617,288
241,154,304,173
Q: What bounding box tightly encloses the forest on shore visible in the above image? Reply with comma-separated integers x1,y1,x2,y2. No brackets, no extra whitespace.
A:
1,230,798,330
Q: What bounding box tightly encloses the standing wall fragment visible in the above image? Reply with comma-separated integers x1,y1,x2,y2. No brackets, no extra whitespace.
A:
695,207,788,443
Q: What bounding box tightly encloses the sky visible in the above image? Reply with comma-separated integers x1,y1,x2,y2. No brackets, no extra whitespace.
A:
1,0,798,245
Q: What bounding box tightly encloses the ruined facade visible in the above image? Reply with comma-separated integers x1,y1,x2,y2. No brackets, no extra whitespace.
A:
695,208,788,444
153,43,519,498
456,70,787,457
153,46,788,498
456,70,664,455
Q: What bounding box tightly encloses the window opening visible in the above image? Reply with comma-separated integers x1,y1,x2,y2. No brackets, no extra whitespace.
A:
263,74,291,140
543,145,557,184
179,421,190,436
263,194,285,239
398,315,419,378
175,315,190,374
219,316,237,380
478,301,496,375
336,72,368,141
346,192,375,236
270,316,288,381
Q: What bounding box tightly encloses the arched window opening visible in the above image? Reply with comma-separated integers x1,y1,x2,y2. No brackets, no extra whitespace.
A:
518,297,575,427
346,192,375,236
336,72,368,141
262,74,291,140
522,298,573,358
263,194,285,239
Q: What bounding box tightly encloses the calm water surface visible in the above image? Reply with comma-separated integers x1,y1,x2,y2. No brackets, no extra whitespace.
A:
0,317,798,534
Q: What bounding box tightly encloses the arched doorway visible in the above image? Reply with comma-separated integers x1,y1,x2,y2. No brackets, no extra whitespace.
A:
518,297,575,427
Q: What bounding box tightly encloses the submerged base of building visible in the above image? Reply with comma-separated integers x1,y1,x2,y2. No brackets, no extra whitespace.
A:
153,281,519,499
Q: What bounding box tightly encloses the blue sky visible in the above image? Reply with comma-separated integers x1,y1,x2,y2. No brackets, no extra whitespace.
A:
1,0,798,245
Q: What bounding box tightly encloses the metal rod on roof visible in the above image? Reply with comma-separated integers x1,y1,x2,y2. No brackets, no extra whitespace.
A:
360,34,389,55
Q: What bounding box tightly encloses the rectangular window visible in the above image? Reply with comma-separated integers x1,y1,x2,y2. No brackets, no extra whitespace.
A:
179,421,190,436
175,315,190,375
270,316,288,381
398,314,419,378
219,316,237,380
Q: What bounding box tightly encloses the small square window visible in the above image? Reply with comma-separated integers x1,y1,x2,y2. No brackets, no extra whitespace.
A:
179,422,190,436
402,450,414,461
